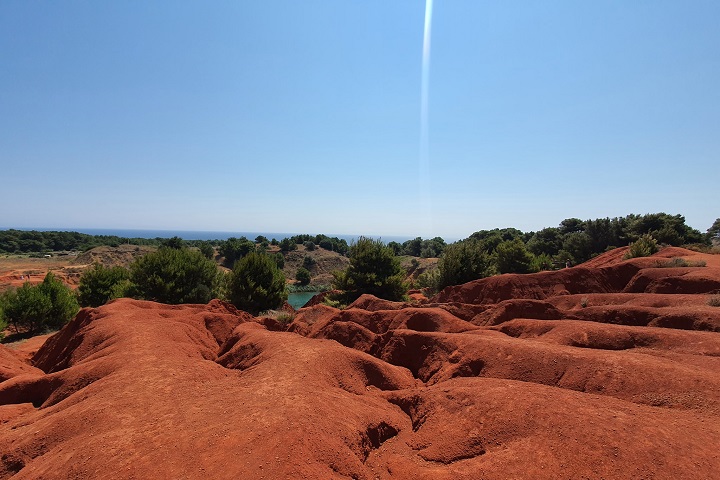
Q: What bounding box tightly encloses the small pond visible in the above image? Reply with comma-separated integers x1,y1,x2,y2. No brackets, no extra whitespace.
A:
287,291,320,310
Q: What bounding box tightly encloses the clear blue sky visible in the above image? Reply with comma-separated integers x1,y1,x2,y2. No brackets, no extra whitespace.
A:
1,1,718,239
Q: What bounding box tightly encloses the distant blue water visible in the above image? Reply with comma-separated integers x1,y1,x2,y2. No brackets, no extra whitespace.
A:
4,227,417,244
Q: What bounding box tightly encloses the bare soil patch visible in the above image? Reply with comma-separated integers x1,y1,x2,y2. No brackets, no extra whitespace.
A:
2,246,720,478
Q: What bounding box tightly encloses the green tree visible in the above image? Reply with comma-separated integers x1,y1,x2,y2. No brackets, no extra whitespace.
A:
0,273,79,333
333,237,407,302
707,218,720,241
302,255,316,270
562,232,593,264
78,264,130,307
526,227,562,257
296,267,311,286
279,238,297,252
198,242,215,259
495,239,535,274
163,236,185,249
559,218,585,235
229,252,287,315
531,253,554,272
219,237,255,267
273,252,285,269
420,237,446,258
129,247,219,304
436,239,493,290
402,237,423,257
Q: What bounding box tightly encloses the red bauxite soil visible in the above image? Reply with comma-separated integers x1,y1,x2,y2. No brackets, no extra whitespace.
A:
2,247,720,479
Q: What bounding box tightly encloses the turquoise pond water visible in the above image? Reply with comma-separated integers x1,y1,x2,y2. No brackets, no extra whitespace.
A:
287,292,319,310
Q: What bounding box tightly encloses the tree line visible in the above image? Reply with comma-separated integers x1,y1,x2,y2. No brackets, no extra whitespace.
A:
1,213,716,336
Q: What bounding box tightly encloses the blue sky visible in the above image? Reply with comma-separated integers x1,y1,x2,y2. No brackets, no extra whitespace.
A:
1,1,718,239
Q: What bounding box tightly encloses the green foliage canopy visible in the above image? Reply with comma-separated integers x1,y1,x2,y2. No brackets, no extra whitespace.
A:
333,237,407,302
436,239,493,291
129,247,219,304
219,237,255,267
0,273,79,333
495,239,535,274
78,264,131,307
296,267,311,286
229,252,287,315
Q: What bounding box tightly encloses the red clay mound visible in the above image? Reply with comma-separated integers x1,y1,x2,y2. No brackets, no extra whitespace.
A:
470,299,563,326
578,245,630,268
0,346,43,383
3,248,720,480
433,262,640,305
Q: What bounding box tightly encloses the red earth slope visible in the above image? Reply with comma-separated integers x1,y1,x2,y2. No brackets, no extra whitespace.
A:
1,247,720,479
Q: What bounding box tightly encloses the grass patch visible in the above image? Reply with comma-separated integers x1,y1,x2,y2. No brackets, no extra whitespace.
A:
708,295,720,307
286,284,330,293
655,257,707,268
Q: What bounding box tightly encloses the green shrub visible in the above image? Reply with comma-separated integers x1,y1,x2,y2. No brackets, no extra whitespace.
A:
495,239,535,274
199,242,215,259
531,253,554,272
129,247,219,304
416,268,440,294
0,273,79,333
162,236,185,249
78,264,130,307
296,267,311,286
279,238,297,252
304,241,315,251
436,239,493,290
322,297,345,309
228,252,287,315
332,237,407,302
275,312,295,328
302,255,316,270
274,252,285,269
219,237,255,266
625,234,659,259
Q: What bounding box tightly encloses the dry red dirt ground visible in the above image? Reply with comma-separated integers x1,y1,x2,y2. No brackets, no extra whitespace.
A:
1,247,720,479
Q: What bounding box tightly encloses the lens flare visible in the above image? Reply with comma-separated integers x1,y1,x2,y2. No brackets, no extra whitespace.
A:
420,0,433,235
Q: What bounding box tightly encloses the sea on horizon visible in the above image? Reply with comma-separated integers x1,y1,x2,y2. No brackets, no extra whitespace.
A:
3,227,419,245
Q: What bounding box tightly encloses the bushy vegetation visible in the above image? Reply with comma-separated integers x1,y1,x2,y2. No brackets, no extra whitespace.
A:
496,239,535,274
302,255,316,270
0,273,79,333
78,264,131,307
708,219,720,241
218,237,256,267
332,237,407,302
625,234,659,259
129,247,220,304
708,295,720,307
228,252,287,315
0,229,164,254
273,252,285,269
295,267,311,286
655,257,706,268
436,239,494,291
275,234,349,255
399,237,447,258
279,238,298,252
